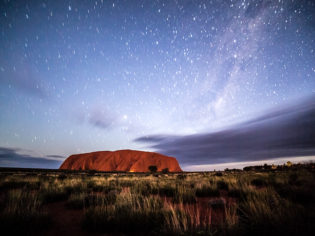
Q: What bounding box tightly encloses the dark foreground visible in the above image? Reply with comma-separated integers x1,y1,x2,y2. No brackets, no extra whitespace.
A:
0,163,314,236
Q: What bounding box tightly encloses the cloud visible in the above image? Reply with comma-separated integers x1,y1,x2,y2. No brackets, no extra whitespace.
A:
135,96,315,165
88,110,116,130
45,155,67,160
134,135,179,143
72,106,116,130
73,106,141,133
0,147,64,169
0,60,48,99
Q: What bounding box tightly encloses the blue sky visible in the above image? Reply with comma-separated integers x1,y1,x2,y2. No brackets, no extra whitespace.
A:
0,0,314,170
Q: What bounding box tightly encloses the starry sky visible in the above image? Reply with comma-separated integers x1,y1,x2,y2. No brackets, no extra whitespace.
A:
0,0,315,170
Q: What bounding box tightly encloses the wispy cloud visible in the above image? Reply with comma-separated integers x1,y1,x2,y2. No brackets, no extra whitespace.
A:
0,60,48,99
135,96,315,165
0,147,64,169
73,106,141,133
88,109,116,130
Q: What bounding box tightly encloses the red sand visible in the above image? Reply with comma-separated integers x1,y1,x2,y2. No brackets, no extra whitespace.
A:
59,149,182,172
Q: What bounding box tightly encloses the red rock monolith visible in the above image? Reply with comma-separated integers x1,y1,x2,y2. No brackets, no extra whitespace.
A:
59,149,182,172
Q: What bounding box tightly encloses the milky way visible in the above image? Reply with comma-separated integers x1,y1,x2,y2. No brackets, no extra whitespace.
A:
0,0,314,169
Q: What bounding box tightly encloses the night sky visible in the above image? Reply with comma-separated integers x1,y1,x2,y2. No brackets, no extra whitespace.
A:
0,0,315,170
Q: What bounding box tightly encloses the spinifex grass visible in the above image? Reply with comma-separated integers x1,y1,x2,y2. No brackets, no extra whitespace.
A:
82,191,214,235
0,189,51,235
0,165,314,235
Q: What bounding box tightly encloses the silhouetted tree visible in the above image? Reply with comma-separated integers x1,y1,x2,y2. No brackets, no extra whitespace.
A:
148,165,157,173
287,161,292,167
162,168,169,174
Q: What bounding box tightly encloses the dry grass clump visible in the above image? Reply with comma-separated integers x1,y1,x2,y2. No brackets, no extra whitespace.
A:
83,191,214,235
0,189,51,235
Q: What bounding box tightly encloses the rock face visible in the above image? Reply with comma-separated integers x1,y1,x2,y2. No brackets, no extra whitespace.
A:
59,149,182,172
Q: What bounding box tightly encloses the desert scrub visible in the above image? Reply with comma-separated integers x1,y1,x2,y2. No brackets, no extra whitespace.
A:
87,180,106,192
1,166,315,236
173,185,196,204
83,191,213,235
66,192,87,209
163,202,214,235
64,183,86,194
40,186,69,204
83,193,164,234
159,184,178,197
119,180,134,187
0,180,28,190
0,190,51,235
84,191,118,207
217,180,229,191
131,181,159,195
250,178,267,187
196,185,220,197
236,187,312,236
274,183,315,205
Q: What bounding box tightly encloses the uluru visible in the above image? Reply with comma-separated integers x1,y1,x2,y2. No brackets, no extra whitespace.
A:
59,149,182,172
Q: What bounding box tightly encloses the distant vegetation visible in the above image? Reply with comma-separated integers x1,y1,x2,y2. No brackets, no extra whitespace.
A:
148,165,158,173
0,162,314,235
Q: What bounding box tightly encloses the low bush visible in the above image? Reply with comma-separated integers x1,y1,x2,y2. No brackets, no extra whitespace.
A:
66,193,86,209
0,190,51,235
0,181,27,190
196,186,220,197
173,191,196,204
217,180,229,191
40,188,69,204
57,174,67,180
84,191,117,207
208,198,226,209
83,195,164,234
177,174,187,180
159,185,177,197
251,178,267,187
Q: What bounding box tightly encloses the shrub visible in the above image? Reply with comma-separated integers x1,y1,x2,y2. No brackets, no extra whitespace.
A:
177,174,187,180
84,192,117,207
251,178,266,187
149,165,158,173
87,181,107,192
173,191,196,204
57,174,67,180
196,186,220,197
66,193,86,209
288,173,298,185
119,180,134,187
215,172,223,177
40,188,69,204
159,185,178,198
26,181,41,190
64,184,85,195
0,181,27,190
208,198,226,209
217,180,229,191
228,189,244,199
0,190,51,234
88,170,97,176
83,195,164,234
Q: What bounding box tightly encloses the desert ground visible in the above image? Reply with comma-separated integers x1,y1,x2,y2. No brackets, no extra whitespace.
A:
0,163,314,236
